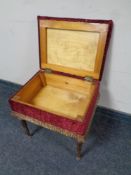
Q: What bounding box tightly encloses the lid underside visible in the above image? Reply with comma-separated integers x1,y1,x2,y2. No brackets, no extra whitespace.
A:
38,17,112,80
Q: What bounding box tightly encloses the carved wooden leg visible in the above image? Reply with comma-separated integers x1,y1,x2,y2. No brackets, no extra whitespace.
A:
21,120,31,136
76,141,83,160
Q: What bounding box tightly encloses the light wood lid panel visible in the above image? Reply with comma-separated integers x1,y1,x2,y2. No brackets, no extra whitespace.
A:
47,29,99,72
38,18,110,79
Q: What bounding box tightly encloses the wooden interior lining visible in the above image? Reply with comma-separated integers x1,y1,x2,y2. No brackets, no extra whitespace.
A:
39,72,46,85
47,28,99,71
31,85,93,121
39,19,109,79
44,72,92,94
13,72,96,121
94,31,108,75
13,74,43,102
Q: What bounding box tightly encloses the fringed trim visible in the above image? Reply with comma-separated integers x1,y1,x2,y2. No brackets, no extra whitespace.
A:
11,111,85,143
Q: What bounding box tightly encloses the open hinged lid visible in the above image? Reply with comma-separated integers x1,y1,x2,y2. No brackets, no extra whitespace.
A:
38,16,113,80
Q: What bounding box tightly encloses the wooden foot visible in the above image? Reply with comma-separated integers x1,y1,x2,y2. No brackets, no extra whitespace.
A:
76,141,83,160
21,120,31,136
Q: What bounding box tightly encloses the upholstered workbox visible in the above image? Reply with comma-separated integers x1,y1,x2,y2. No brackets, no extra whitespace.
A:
9,16,113,159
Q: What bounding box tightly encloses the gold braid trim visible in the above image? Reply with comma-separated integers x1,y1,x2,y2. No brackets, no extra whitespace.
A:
11,111,85,143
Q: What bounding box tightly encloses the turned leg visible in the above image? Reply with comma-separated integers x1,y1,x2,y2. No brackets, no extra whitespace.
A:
21,120,31,136
76,141,83,160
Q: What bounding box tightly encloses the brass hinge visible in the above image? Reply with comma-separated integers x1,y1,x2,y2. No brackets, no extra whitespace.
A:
44,68,52,74
84,76,94,82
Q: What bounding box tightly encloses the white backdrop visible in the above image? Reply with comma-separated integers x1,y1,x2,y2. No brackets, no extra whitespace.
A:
0,0,131,114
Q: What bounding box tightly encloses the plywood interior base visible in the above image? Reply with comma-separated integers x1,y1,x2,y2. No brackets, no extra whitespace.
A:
32,85,90,121
13,71,96,121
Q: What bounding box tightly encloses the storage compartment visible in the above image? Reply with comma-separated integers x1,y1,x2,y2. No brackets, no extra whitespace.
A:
12,71,96,121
